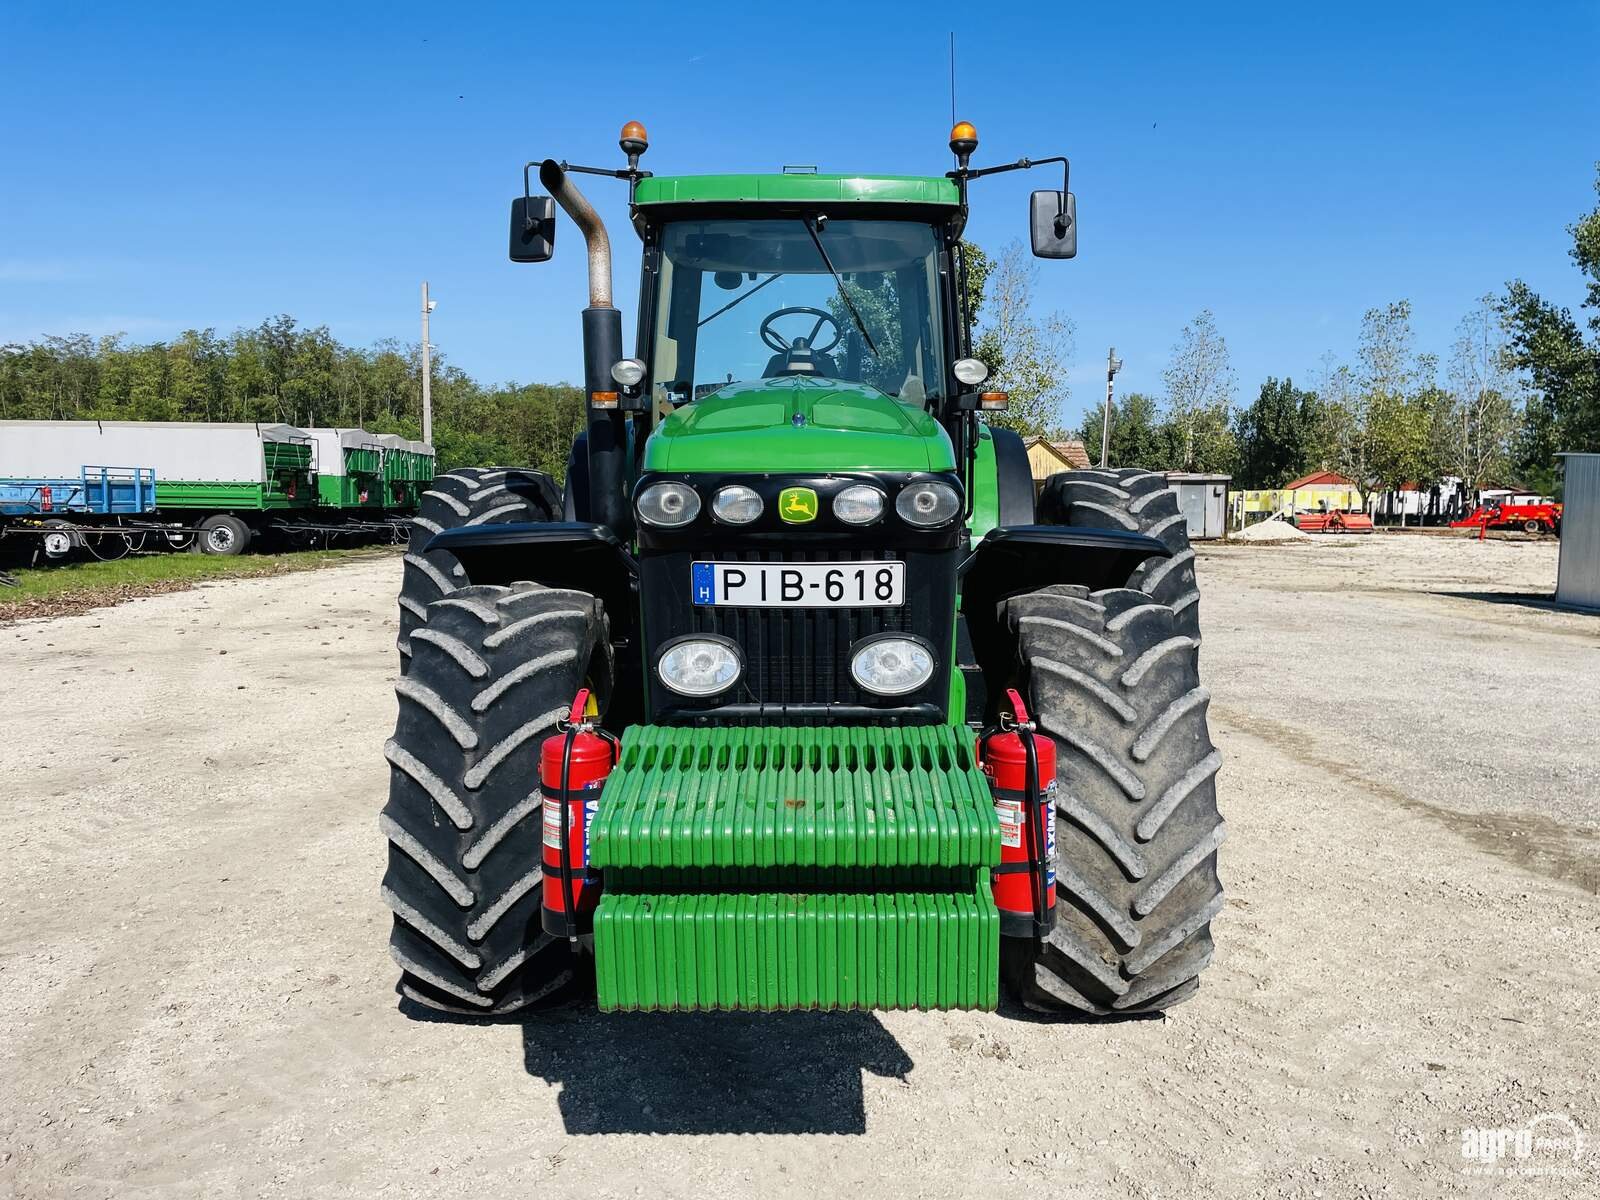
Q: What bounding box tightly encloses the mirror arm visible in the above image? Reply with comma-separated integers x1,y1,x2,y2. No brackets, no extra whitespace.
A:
948,153,1069,186
523,159,654,217
949,154,1072,232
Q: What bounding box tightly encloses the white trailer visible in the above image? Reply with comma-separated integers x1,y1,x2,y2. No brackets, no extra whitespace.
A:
0,420,311,486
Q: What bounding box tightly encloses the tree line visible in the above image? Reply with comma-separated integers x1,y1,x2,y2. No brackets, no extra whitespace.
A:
0,317,585,478
1066,166,1600,501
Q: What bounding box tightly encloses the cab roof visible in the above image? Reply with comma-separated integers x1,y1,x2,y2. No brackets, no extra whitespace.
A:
632,173,961,207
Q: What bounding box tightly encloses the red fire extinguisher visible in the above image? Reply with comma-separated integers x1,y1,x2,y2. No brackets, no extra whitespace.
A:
539,689,617,941
40,485,53,512
977,688,1057,940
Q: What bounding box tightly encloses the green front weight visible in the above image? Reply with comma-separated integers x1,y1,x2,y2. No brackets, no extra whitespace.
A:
589,724,1001,1012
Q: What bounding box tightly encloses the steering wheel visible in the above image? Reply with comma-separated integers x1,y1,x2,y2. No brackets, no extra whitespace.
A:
759,307,843,355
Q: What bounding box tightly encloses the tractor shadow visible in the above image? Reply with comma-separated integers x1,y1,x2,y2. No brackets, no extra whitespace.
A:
518,1006,913,1135
1435,589,1597,616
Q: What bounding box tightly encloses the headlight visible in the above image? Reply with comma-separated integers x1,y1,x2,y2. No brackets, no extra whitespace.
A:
657,636,743,697
953,357,989,386
636,482,700,527
850,635,935,696
895,480,960,527
833,484,885,525
610,358,646,387
711,484,763,525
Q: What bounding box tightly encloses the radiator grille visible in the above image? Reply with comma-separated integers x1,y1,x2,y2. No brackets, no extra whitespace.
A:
691,548,910,706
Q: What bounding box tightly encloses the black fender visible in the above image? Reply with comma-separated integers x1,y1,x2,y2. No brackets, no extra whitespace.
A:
427,521,638,639
562,433,591,521
990,427,1036,526
958,524,1172,716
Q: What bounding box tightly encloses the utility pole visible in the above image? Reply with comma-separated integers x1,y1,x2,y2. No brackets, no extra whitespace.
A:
420,282,436,446
1099,347,1124,468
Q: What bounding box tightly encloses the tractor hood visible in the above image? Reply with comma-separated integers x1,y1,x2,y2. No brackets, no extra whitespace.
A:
641,376,956,473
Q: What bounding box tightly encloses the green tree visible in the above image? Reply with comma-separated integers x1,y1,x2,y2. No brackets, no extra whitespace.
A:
1500,163,1600,494
1436,295,1521,491
1075,391,1177,469
971,241,1075,438
1234,377,1318,487
1161,310,1237,472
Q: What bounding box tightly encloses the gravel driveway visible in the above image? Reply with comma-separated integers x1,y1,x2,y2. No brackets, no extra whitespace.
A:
2,533,1596,1198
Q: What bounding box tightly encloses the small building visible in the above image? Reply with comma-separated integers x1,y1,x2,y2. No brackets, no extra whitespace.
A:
1024,437,1091,492
1236,470,1365,521
1556,452,1599,610
1166,472,1230,540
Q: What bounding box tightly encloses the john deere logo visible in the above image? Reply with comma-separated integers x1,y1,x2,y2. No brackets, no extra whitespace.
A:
778,486,818,523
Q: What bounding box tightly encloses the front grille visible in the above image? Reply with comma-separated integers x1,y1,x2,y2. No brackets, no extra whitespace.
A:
692,548,911,706
640,544,956,723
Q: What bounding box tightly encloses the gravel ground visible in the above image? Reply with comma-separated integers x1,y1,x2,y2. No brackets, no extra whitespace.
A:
2,532,1597,1198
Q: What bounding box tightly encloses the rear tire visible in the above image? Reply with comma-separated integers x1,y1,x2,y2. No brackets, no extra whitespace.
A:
1038,468,1200,638
39,519,83,563
382,581,612,1014
198,514,251,556
998,584,1224,1016
399,468,562,672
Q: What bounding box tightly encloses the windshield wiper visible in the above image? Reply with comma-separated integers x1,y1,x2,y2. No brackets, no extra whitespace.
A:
803,217,879,356
697,272,785,328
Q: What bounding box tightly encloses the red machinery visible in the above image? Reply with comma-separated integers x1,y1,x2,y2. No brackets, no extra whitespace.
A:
539,689,617,940
1451,500,1562,535
1294,509,1375,534
978,689,1057,941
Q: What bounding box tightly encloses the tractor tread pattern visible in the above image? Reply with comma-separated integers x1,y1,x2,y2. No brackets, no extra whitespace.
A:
398,467,562,669
1038,467,1202,639
1000,575,1223,1017
382,582,610,1014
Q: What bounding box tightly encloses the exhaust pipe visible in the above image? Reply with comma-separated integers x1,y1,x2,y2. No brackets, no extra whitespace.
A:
540,159,612,308
539,159,627,537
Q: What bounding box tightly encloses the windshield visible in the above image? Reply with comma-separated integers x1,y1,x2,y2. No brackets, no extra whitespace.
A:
649,217,948,407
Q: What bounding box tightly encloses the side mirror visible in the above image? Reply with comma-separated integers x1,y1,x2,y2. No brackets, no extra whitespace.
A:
509,195,556,262
1030,190,1077,259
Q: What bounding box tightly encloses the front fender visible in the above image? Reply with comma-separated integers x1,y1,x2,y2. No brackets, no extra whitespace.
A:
426,521,639,638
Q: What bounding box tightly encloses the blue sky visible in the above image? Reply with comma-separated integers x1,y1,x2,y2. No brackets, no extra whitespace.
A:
2,1,1596,429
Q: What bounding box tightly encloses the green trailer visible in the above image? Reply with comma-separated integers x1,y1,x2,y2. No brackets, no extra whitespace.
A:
376,434,434,509
308,427,386,509
383,121,1221,1020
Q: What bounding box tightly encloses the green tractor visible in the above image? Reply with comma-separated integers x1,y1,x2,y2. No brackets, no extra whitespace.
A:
384,120,1221,1017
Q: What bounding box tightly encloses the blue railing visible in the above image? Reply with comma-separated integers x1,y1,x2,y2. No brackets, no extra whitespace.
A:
0,465,157,515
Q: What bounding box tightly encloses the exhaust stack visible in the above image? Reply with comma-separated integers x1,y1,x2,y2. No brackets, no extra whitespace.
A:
539,159,627,536
540,159,612,308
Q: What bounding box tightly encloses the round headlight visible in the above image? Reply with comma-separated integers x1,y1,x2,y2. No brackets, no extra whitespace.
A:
711,484,763,525
833,484,885,525
610,358,646,387
953,357,989,386
850,636,935,696
636,482,701,527
895,480,961,527
657,636,743,697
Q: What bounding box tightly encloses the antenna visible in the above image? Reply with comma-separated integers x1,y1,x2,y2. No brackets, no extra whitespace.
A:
949,32,958,167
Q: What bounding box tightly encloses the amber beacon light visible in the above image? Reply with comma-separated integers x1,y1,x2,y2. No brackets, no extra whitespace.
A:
949,121,979,169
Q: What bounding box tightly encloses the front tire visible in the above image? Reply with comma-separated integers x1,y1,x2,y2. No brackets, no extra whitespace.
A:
1000,585,1224,1015
381,581,611,1014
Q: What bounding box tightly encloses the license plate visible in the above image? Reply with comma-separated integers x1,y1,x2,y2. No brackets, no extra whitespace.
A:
691,560,905,607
